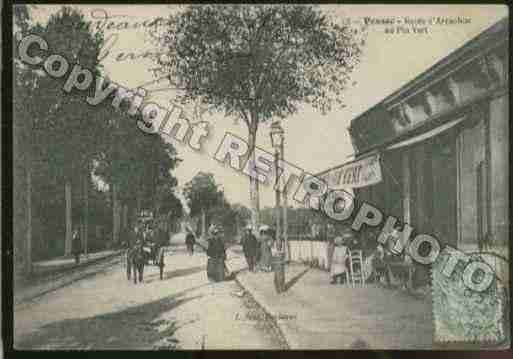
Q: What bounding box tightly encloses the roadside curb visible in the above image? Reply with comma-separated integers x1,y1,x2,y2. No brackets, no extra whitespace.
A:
32,250,124,278
234,272,296,349
15,250,124,306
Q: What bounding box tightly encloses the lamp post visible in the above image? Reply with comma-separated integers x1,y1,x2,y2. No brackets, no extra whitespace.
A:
270,121,286,293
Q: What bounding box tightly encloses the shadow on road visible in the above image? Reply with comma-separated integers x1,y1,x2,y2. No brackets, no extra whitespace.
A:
15,290,204,350
144,265,206,284
284,268,310,292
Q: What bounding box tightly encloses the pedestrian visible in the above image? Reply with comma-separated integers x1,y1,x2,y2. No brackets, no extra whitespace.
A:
326,236,336,271
206,226,226,282
72,228,82,264
185,227,196,255
241,225,258,272
330,236,349,284
152,224,167,265
257,225,272,272
125,226,137,280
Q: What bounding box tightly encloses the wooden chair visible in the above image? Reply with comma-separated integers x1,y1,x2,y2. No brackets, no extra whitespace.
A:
349,250,365,287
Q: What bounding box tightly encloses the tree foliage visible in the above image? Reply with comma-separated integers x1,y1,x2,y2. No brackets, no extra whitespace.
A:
231,203,252,226
13,5,183,258
183,172,224,219
93,101,181,213
157,5,366,227
14,6,109,258
157,5,365,124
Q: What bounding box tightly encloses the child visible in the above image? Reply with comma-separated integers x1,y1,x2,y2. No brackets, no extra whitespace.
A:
330,236,349,284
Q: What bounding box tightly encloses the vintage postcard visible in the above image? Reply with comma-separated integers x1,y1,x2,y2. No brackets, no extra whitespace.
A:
8,3,510,351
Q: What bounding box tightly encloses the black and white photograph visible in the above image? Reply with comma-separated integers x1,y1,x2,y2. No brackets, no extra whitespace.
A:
6,3,510,351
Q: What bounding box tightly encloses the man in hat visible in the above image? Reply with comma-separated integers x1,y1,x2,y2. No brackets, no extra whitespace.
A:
71,228,82,264
241,225,258,272
185,227,196,255
206,225,226,282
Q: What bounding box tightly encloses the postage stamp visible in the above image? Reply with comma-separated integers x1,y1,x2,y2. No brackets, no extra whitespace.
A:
432,247,508,344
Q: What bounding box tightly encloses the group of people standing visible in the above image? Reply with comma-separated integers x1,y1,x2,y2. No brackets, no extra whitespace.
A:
199,223,278,282
240,224,275,273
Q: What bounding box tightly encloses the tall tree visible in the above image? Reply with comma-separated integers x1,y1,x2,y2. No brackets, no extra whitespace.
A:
155,185,183,233
183,172,224,237
94,101,181,243
13,58,38,274
231,203,252,236
13,4,50,273
18,7,106,255
157,4,365,229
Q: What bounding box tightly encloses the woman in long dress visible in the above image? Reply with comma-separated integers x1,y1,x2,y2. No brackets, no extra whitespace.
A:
206,226,226,282
257,225,272,272
330,236,349,284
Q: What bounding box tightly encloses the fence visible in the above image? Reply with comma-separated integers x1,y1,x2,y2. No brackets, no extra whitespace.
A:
288,237,330,270
287,237,374,282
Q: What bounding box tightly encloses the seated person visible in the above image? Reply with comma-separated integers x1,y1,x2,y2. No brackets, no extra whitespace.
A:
378,227,411,289
373,244,391,286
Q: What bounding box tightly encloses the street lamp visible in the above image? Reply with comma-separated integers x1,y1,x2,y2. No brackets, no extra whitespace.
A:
270,121,283,251
270,121,285,149
270,121,287,293
270,122,289,258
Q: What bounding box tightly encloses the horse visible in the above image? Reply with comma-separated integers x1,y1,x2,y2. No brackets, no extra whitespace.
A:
127,243,146,284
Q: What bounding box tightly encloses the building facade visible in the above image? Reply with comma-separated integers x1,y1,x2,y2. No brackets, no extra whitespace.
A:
346,18,508,282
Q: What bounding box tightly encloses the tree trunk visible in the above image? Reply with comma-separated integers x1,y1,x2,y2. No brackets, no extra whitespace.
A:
64,180,72,256
247,125,260,231
112,183,120,245
80,173,85,254
201,209,206,238
122,204,128,230
84,169,89,255
25,151,32,274
136,188,142,219
127,205,133,230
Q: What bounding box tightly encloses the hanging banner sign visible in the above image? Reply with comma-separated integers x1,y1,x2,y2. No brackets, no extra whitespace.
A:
318,153,382,189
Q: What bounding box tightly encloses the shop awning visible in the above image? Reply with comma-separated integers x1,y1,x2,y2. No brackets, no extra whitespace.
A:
385,116,465,151
315,116,465,189
317,152,382,189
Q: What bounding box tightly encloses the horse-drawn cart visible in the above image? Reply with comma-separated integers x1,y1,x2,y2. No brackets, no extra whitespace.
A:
126,242,166,283
126,216,167,283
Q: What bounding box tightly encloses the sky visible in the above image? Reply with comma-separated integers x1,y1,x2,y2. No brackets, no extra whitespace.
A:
29,4,508,209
